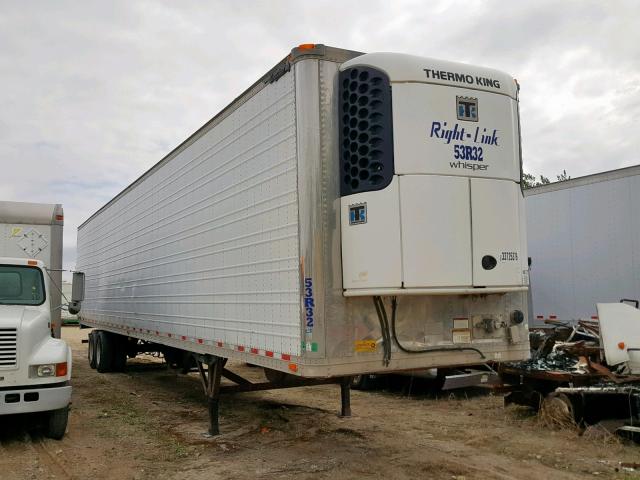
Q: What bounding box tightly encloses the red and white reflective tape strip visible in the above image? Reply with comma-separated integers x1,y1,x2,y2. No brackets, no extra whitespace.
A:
86,320,297,363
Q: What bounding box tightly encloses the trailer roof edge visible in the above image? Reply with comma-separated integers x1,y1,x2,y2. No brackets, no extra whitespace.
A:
524,163,640,196
78,45,363,230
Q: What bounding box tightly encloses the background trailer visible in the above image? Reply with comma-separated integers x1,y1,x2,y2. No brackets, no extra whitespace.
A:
0,201,64,337
525,165,640,324
74,45,530,433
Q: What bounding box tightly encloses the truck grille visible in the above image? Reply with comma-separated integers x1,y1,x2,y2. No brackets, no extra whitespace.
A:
0,328,17,368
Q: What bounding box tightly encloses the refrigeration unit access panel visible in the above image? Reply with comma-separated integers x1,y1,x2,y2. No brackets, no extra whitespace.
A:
339,53,527,294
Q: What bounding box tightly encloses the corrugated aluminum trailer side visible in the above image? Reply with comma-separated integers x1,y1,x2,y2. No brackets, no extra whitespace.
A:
77,47,369,379
525,165,640,324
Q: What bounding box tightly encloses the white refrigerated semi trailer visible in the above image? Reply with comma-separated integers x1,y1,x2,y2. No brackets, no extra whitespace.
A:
525,165,640,324
74,44,530,433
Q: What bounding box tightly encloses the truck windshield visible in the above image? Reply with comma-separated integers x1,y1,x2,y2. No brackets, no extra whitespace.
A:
0,265,46,306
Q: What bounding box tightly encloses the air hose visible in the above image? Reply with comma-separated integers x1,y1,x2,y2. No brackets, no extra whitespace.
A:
372,295,486,365
372,296,392,366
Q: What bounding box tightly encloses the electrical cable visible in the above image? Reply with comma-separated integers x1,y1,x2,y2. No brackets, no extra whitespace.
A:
374,296,390,366
372,296,391,366
388,296,486,360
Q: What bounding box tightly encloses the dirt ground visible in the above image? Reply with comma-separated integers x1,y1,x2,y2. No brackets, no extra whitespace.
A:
2,327,640,480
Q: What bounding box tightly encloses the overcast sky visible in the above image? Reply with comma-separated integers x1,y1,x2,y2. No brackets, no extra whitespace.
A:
1,0,639,276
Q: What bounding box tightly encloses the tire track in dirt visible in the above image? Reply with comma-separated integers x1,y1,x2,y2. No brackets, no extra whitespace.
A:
29,433,73,480
0,430,72,480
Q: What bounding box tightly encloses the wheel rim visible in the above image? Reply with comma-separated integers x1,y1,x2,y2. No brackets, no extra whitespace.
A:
88,335,94,362
96,337,102,365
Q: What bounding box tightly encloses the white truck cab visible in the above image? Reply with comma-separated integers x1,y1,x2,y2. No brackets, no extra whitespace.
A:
0,257,72,439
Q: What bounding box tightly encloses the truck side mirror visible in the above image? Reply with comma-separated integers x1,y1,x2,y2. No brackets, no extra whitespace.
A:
72,272,85,302
69,272,85,315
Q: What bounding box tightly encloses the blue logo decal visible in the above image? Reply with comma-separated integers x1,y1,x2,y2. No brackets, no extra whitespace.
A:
349,203,367,225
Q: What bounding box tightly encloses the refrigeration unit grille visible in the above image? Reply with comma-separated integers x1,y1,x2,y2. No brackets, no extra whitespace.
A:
339,66,394,196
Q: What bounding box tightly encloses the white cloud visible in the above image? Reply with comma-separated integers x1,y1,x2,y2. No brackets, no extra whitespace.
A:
0,0,638,277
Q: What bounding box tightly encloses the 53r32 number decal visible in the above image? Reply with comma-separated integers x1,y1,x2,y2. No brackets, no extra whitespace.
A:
453,145,483,161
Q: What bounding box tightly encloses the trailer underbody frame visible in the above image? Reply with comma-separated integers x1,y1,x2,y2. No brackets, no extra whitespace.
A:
193,353,352,435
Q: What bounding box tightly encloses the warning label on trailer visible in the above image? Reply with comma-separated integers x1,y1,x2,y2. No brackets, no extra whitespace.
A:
354,340,377,353
452,329,471,344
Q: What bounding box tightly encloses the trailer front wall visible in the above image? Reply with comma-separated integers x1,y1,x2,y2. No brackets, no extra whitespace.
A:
299,58,530,375
77,70,301,356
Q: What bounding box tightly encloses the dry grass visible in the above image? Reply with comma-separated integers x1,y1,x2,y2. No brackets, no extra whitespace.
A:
537,397,578,430
580,423,623,447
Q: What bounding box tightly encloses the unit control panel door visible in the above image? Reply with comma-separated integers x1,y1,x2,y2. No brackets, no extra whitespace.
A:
471,178,523,286
399,175,472,287
341,178,402,289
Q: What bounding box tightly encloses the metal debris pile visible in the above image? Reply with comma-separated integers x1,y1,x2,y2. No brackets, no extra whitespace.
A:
514,319,603,374
521,349,582,372
501,312,640,440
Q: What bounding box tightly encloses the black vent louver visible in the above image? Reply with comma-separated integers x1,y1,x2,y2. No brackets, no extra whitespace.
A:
339,66,394,196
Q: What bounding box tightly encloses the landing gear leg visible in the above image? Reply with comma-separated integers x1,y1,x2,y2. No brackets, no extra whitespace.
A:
340,377,352,417
195,355,227,436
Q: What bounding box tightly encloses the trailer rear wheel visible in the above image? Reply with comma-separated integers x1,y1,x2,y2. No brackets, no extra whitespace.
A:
111,335,128,372
264,368,292,384
96,331,114,373
44,406,69,440
88,331,97,369
351,374,376,390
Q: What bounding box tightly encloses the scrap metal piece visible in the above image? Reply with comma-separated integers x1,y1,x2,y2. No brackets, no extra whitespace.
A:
441,369,500,390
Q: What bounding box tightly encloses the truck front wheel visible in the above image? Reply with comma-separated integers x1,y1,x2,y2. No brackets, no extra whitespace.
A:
44,406,69,440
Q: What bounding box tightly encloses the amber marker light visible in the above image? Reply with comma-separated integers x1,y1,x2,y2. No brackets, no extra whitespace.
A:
56,362,68,377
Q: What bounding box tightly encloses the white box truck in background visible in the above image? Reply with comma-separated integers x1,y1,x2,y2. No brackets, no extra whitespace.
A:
73,44,530,434
0,201,72,439
525,165,640,324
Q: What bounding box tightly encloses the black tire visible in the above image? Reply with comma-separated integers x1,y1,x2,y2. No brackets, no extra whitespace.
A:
179,351,196,374
541,392,578,427
96,331,114,373
126,337,138,359
264,368,292,384
44,406,69,440
111,335,127,372
88,331,97,369
351,374,376,390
